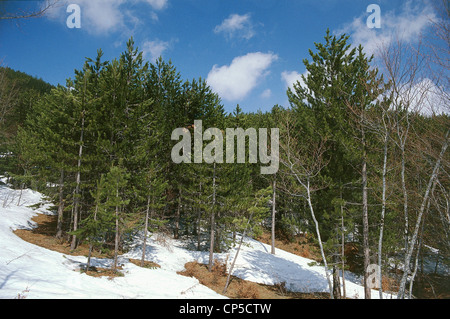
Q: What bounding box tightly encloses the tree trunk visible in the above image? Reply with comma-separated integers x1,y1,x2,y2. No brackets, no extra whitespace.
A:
271,178,276,255
114,184,120,272
341,205,346,299
378,131,388,298
333,265,342,299
401,144,409,262
197,182,202,251
174,187,181,239
362,127,371,299
56,169,65,239
223,210,255,295
141,195,151,267
397,129,448,298
304,178,334,299
208,163,216,272
71,111,84,251
87,196,99,270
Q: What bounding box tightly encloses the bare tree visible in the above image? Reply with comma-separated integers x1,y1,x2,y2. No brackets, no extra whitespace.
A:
0,0,60,20
374,1,449,298
397,128,449,298
278,110,334,298
377,37,434,290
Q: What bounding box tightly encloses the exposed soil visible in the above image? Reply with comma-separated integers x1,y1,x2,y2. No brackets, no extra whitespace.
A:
13,212,329,298
13,213,126,278
177,260,329,299
14,213,94,257
256,232,322,262
18,212,446,299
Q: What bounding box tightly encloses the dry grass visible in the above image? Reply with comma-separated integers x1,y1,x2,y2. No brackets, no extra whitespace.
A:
14,213,125,278
13,213,117,258
256,231,322,262
82,266,124,279
129,258,161,269
15,215,330,297
177,260,329,299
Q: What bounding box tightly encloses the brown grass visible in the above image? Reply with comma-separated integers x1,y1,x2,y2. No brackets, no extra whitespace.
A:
177,260,329,299
257,231,322,262
82,266,124,279
129,258,161,269
13,213,111,257
14,213,125,278
12,213,329,298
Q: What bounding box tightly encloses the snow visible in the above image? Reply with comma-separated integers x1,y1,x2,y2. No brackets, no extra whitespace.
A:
0,182,395,299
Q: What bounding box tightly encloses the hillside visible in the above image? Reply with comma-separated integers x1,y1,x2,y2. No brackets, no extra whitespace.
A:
0,179,395,300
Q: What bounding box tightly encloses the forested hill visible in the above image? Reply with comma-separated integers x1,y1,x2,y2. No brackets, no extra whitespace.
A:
0,66,54,137
1,67,53,93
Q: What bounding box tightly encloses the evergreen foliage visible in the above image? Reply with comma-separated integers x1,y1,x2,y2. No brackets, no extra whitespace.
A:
1,31,448,299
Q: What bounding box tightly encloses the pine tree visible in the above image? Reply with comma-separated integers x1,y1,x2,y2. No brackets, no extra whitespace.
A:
103,163,130,272
286,29,390,298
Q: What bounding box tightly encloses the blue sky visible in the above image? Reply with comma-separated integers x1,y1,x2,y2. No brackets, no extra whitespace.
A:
0,0,439,114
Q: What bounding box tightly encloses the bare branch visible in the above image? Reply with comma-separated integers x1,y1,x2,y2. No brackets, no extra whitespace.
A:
0,0,60,20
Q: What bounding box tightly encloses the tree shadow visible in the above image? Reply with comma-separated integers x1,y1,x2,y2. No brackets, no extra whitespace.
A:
231,248,330,293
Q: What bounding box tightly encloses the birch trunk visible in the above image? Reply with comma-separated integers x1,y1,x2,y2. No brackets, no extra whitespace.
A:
271,178,276,255
304,177,334,299
223,210,255,294
341,205,346,299
362,127,371,299
70,110,84,251
174,188,181,239
87,197,98,270
208,163,216,272
378,131,388,298
114,203,119,272
397,129,449,298
141,195,151,267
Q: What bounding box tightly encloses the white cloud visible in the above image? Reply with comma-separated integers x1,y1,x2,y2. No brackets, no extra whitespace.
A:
46,0,168,35
260,89,272,99
281,70,307,91
400,78,449,116
214,13,256,40
144,0,168,10
76,0,126,34
337,1,436,56
207,52,278,101
142,39,170,62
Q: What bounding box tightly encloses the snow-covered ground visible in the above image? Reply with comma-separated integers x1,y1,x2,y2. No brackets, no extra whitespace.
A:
0,181,395,299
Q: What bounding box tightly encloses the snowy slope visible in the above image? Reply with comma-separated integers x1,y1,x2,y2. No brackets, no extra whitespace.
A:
0,182,395,299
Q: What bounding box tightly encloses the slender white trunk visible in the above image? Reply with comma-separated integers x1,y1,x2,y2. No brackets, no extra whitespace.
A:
362,128,371,299
114,187,120,272
141,195,151,267
378,131,389,298
223,210,255,295
271,178,276,255
87,197,98,269
401,144,409,257
305,178,334,299
397,129,448,298
208,162,216,272
71,111,84,251
341,205,346,299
